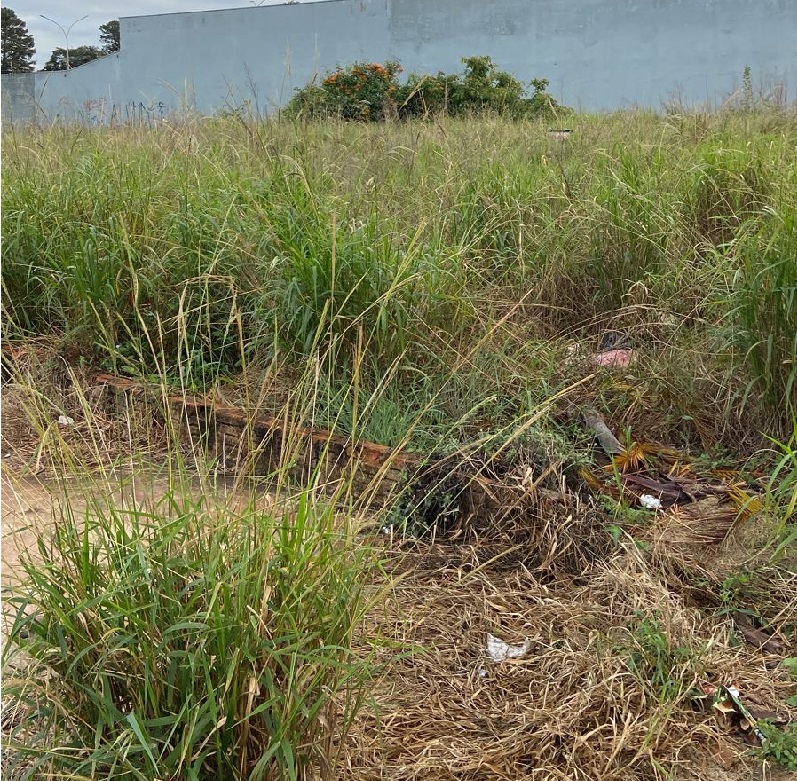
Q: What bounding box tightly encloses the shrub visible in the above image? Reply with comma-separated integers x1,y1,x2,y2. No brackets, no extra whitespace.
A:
398,57,564,119
396,56,527,117
287,60,402,121
287,56,564,121
394,71,460,117
325,60,402,121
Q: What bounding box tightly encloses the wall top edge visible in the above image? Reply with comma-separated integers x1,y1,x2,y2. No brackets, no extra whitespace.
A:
120,0,344,24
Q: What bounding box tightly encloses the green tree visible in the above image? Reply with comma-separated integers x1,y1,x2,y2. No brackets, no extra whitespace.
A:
43,45,102,71
99,19,119,53
1,7,35,73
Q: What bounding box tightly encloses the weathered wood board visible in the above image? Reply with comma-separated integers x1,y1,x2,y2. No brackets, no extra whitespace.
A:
94,374,563,530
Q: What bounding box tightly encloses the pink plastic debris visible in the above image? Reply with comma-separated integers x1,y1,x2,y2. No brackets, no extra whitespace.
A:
591,349,634,368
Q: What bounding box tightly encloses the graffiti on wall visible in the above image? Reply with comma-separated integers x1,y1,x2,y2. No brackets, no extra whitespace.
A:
78,98,170,125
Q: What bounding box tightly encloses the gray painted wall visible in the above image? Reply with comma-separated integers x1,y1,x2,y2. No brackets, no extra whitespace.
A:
2,0,795,123
1,72,37,124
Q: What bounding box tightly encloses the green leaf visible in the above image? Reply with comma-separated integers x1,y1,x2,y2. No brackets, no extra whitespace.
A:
127,712,157,770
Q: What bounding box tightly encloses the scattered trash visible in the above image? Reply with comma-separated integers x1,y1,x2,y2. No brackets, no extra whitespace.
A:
580,412,765,537
703,684,767,744
639,494,663,510
591,348,635,368
622,473,694,507
478,667,487,678
547,129,572,141
486,633,532,663
57,415,75,426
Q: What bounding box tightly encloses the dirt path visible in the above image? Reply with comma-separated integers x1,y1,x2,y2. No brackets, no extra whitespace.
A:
1,471,53,583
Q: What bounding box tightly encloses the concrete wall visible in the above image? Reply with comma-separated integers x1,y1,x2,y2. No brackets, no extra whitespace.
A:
389,0,797,109
2,0,795,123
1,72,37,124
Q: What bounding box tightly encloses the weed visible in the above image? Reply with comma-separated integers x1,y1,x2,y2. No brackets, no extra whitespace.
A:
718,570,757,617
622,612,701,702
2,482,377,780
756,721,797,772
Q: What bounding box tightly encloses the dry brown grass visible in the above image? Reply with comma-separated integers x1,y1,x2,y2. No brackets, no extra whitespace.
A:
344,518,796,780
1,341,176,475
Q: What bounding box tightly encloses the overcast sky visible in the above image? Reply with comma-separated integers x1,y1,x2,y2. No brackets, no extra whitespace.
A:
11,1,305,67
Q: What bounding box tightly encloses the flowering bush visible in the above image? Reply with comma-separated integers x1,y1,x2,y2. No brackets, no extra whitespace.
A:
287,60,402,121
324,61,402,120
287,57,566,121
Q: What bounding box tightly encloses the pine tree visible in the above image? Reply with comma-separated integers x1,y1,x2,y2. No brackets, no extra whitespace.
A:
99,20,119,54
1,7,35,73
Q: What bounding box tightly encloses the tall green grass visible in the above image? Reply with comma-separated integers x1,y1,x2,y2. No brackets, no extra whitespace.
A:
732,204,797,415
2,110,796,442
3,477,376,780
764,418,797,562
3,109,797,779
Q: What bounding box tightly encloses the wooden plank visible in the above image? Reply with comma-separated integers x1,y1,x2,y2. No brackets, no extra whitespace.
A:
94,374,561,525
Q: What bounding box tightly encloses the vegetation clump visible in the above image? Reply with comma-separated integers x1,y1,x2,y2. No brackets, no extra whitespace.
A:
3,486,374,780
287,55,565,120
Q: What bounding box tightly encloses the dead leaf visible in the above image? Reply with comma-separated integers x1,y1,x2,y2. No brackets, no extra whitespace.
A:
734,613,785,655
711,739,739,770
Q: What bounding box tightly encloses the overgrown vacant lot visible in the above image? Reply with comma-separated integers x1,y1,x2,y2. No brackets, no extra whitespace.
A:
1,111,796,780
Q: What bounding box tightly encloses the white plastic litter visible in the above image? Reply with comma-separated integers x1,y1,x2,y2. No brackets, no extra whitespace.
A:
486,633,532,663
57,415,75,426
639,494,663,510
